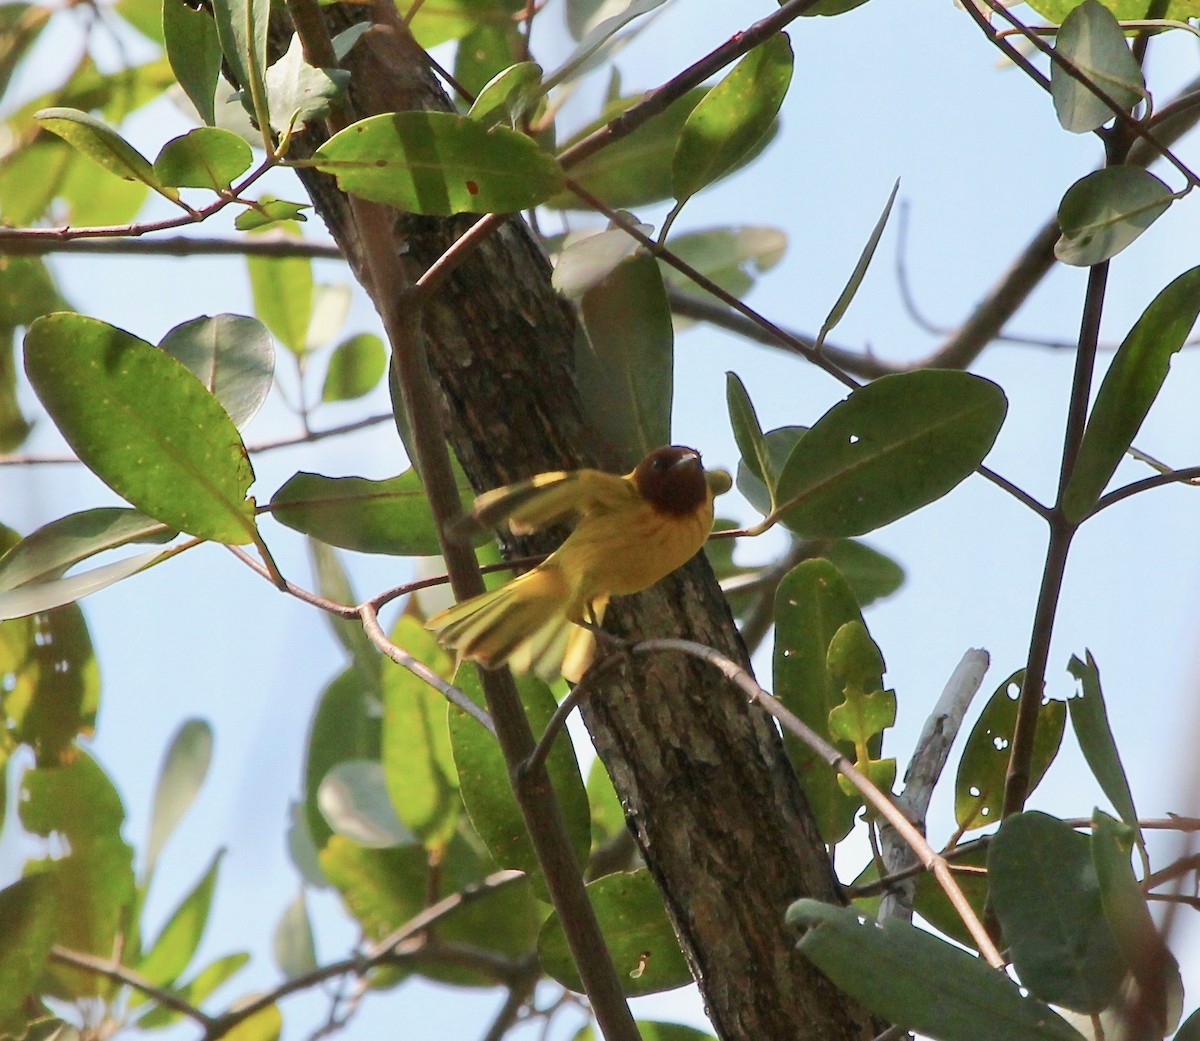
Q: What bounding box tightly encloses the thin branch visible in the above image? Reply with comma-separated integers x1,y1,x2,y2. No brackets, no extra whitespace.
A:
479,964,541,1041
0,158,279,243
206,872,527,1041
226,545,358,617
521,653,623,779
359,602,496,734
631,638,1005,968
0,233,343,259
49,947,215,1029
1090,465,1200,514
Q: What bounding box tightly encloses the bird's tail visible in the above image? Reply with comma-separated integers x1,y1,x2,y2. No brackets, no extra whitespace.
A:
426,567,606,683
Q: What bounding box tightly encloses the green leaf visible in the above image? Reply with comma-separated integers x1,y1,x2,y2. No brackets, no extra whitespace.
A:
381,616,459,846
455,21,523,97
820,540,904,608
24,314,258,545
306,540,381,697
955,671,1066,831
1066,653,1139,837
273,891,317,980
0,508,175,592
136,952,249,1028
309,111,564,215
20,754,136,998
1051,0,1146,133
726,371,773,502
219,1004,280,1041
0,255,66,328
163,0,222,125
577,250,673,467
1062,264,1200,520
467,60,542,128
146,719,214,878
816,179,898,350
673,33,792,201
318,760,414,847
234,196,310,231
552,220,652,299
773,559,866,843
153,127,252,190
270,468,478,556
264,34,349,133
585,756,625,853
0,550,169,619
210,0,269,129
450,664,590,897
577,1024,714,1041
322,333,387,402
660,225,787,303
1027,0,1200,18
2,603,99,762
788,901,1087,1041
736,425,805,516
549,89,757,210
912,845,990,950
0,875,56,1038
305,283,352,352
539,869,690,996
989,812,1124,1012
319,836,428,944
136,850,224,988
246,235,313,356
303,667,382,850
34,107,176,200
774,371,1007,538
1055,167,1173,266
1091,811,1183,1033
544,0,668,91
159,314,275,429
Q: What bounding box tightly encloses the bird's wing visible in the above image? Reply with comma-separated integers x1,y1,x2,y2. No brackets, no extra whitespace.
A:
468,468,632,535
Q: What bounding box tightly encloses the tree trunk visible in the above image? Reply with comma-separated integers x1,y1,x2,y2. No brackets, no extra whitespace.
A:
290,5,877,1038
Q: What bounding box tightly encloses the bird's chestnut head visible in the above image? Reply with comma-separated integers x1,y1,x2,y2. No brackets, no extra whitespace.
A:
634,445,708,516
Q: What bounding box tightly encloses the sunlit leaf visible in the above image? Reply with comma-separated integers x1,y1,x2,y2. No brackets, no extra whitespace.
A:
0,550,169,620
270,468,478,556
672,33,792,201
467,61,542,128
136,850,225,988
726,371,773,501
450,664,590,898
153,127,252,190
136,952,249,1028
24,315,257,544
34,107,176,200
321,333,387,402
273,891,317,980
246,232,313,356
0,875,56,1038
234,197,310,231
310,111,564,215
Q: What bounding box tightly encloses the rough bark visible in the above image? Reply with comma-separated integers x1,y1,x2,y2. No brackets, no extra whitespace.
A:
288,5,877,1038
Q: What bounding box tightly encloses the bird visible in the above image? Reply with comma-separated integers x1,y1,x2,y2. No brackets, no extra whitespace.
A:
425,445,732,683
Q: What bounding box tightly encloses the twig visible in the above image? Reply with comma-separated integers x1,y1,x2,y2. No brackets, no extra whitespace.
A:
520,653,623,780
0,233,343,259
631,638,1005,968
479,963,541,1041
1090,465,1200,515
49,947,215,1029
359,602,495,734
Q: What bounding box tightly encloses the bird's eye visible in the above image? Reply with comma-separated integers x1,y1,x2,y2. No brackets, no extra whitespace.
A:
653,456,668,471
